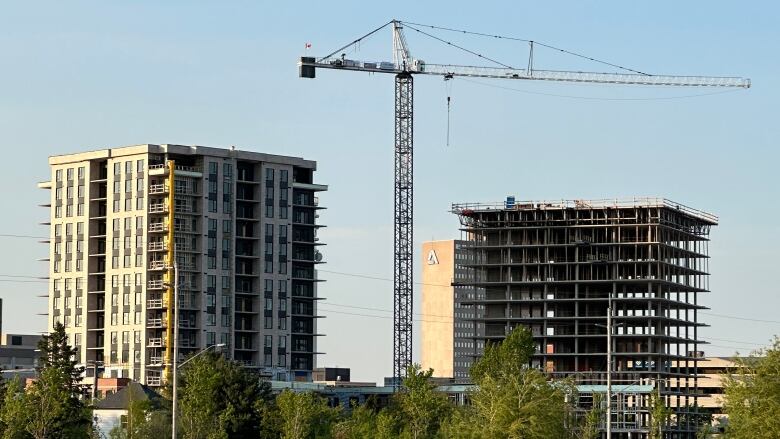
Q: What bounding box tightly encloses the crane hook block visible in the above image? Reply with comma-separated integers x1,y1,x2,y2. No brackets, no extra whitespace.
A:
299,57,316,78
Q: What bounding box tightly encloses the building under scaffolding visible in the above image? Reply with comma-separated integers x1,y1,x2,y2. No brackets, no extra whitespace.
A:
450,197,716,438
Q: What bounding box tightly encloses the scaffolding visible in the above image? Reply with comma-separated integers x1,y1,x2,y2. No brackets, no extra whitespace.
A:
452,198,716,438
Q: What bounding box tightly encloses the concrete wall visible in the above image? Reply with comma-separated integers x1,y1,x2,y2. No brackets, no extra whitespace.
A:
421,240,454,378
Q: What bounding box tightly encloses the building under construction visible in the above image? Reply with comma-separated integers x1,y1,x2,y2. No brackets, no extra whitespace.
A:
450,197,716,437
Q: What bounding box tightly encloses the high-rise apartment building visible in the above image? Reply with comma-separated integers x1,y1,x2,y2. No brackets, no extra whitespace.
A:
420,240,479,379
39,144,326,386
423,197,715,437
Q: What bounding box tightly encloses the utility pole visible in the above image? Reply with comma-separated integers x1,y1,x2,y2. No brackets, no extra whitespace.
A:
171,262,179,439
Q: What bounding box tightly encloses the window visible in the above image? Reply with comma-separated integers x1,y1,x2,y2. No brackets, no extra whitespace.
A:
278,281,287,297
124,255,130,268
222,220,231,234
209,162,218,175
279,299,287,312
135,273,142,287
124,236,131,249
112,256,119,268
278,318,287,330
207,275,216,290
111,293,118,307
76,259,83,271
77,184,84,198
112,275,119,288
206,332,216,347
123,293,130,306
223,163,233,178
75,314,82,327
125,198,132,211
123,312,129,325
207,256,216,269
207,314,216,326
265,298,273,310
264,316,272,329
265,204,273,218
134,331,141,344
113,199,120,212
114,181,121,193
278,354,286,367
266,168,274,182
208,199,217,212
134,311,141,324
111,313,117,325
264,260,273,273
209,219,217,232
77,222,84,235
55,224,62,237
122,331,129,345
221,257,230,270
280,169,288,183
65,260,71,271
221,276,230,290
264,279,273,294
136,254,143,267
264,354,272,367
56,187,62,200
123,274,131,287
55,205,62,218
67,168,74,180
279,261,287,275
278,336,286,349
113,218,120,231
135,292,141,305
66,204,72,217
56,169,63,181
114,162,121,175
136,216,143,230
137,178,144,192
125,161,132,174
125,179,132,192
137,159,144,172
264,335,272,347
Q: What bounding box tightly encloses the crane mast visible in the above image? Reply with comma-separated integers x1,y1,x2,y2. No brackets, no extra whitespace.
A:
298,20,750,387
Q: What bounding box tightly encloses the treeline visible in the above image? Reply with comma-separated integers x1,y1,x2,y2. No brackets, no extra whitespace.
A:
0,323,777,438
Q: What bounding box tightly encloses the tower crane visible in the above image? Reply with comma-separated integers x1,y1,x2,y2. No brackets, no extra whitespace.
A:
298,20,750,385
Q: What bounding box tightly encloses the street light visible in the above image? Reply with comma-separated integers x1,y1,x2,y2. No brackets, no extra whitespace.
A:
594,302,624,439
171,342,225,439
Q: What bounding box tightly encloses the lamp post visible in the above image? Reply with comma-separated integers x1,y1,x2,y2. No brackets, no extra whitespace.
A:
594,300,623,439
171,342,225,439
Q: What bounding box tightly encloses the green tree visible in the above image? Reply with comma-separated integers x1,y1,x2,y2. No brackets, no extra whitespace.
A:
332,403,378,439
722,338,780,439
445,326,573,439
0,323,92,439
397,364,451,439
648,390,672,439
1,377,29,439
578,393,603,439
108,399,172,439
178,352,271,439
275,390,337,439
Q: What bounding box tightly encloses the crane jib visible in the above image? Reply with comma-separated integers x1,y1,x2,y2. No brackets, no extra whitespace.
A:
298,57,750,88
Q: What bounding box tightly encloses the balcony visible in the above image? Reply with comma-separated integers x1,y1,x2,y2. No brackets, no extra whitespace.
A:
147,337,166,348
146,376,162,386
149,203,167,214
148,184,168,195
148,279,165,290
147,298,167,309
148,241,166,252
148,164,202,177
148,222,168,233
148,260,168,270
148,355,166,366
147,318,167,328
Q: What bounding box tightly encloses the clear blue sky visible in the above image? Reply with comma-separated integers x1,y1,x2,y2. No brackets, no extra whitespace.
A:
1,1,777,383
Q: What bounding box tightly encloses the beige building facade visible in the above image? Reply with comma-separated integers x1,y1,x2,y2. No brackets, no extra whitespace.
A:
421,240,478,379
40,144,326,387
